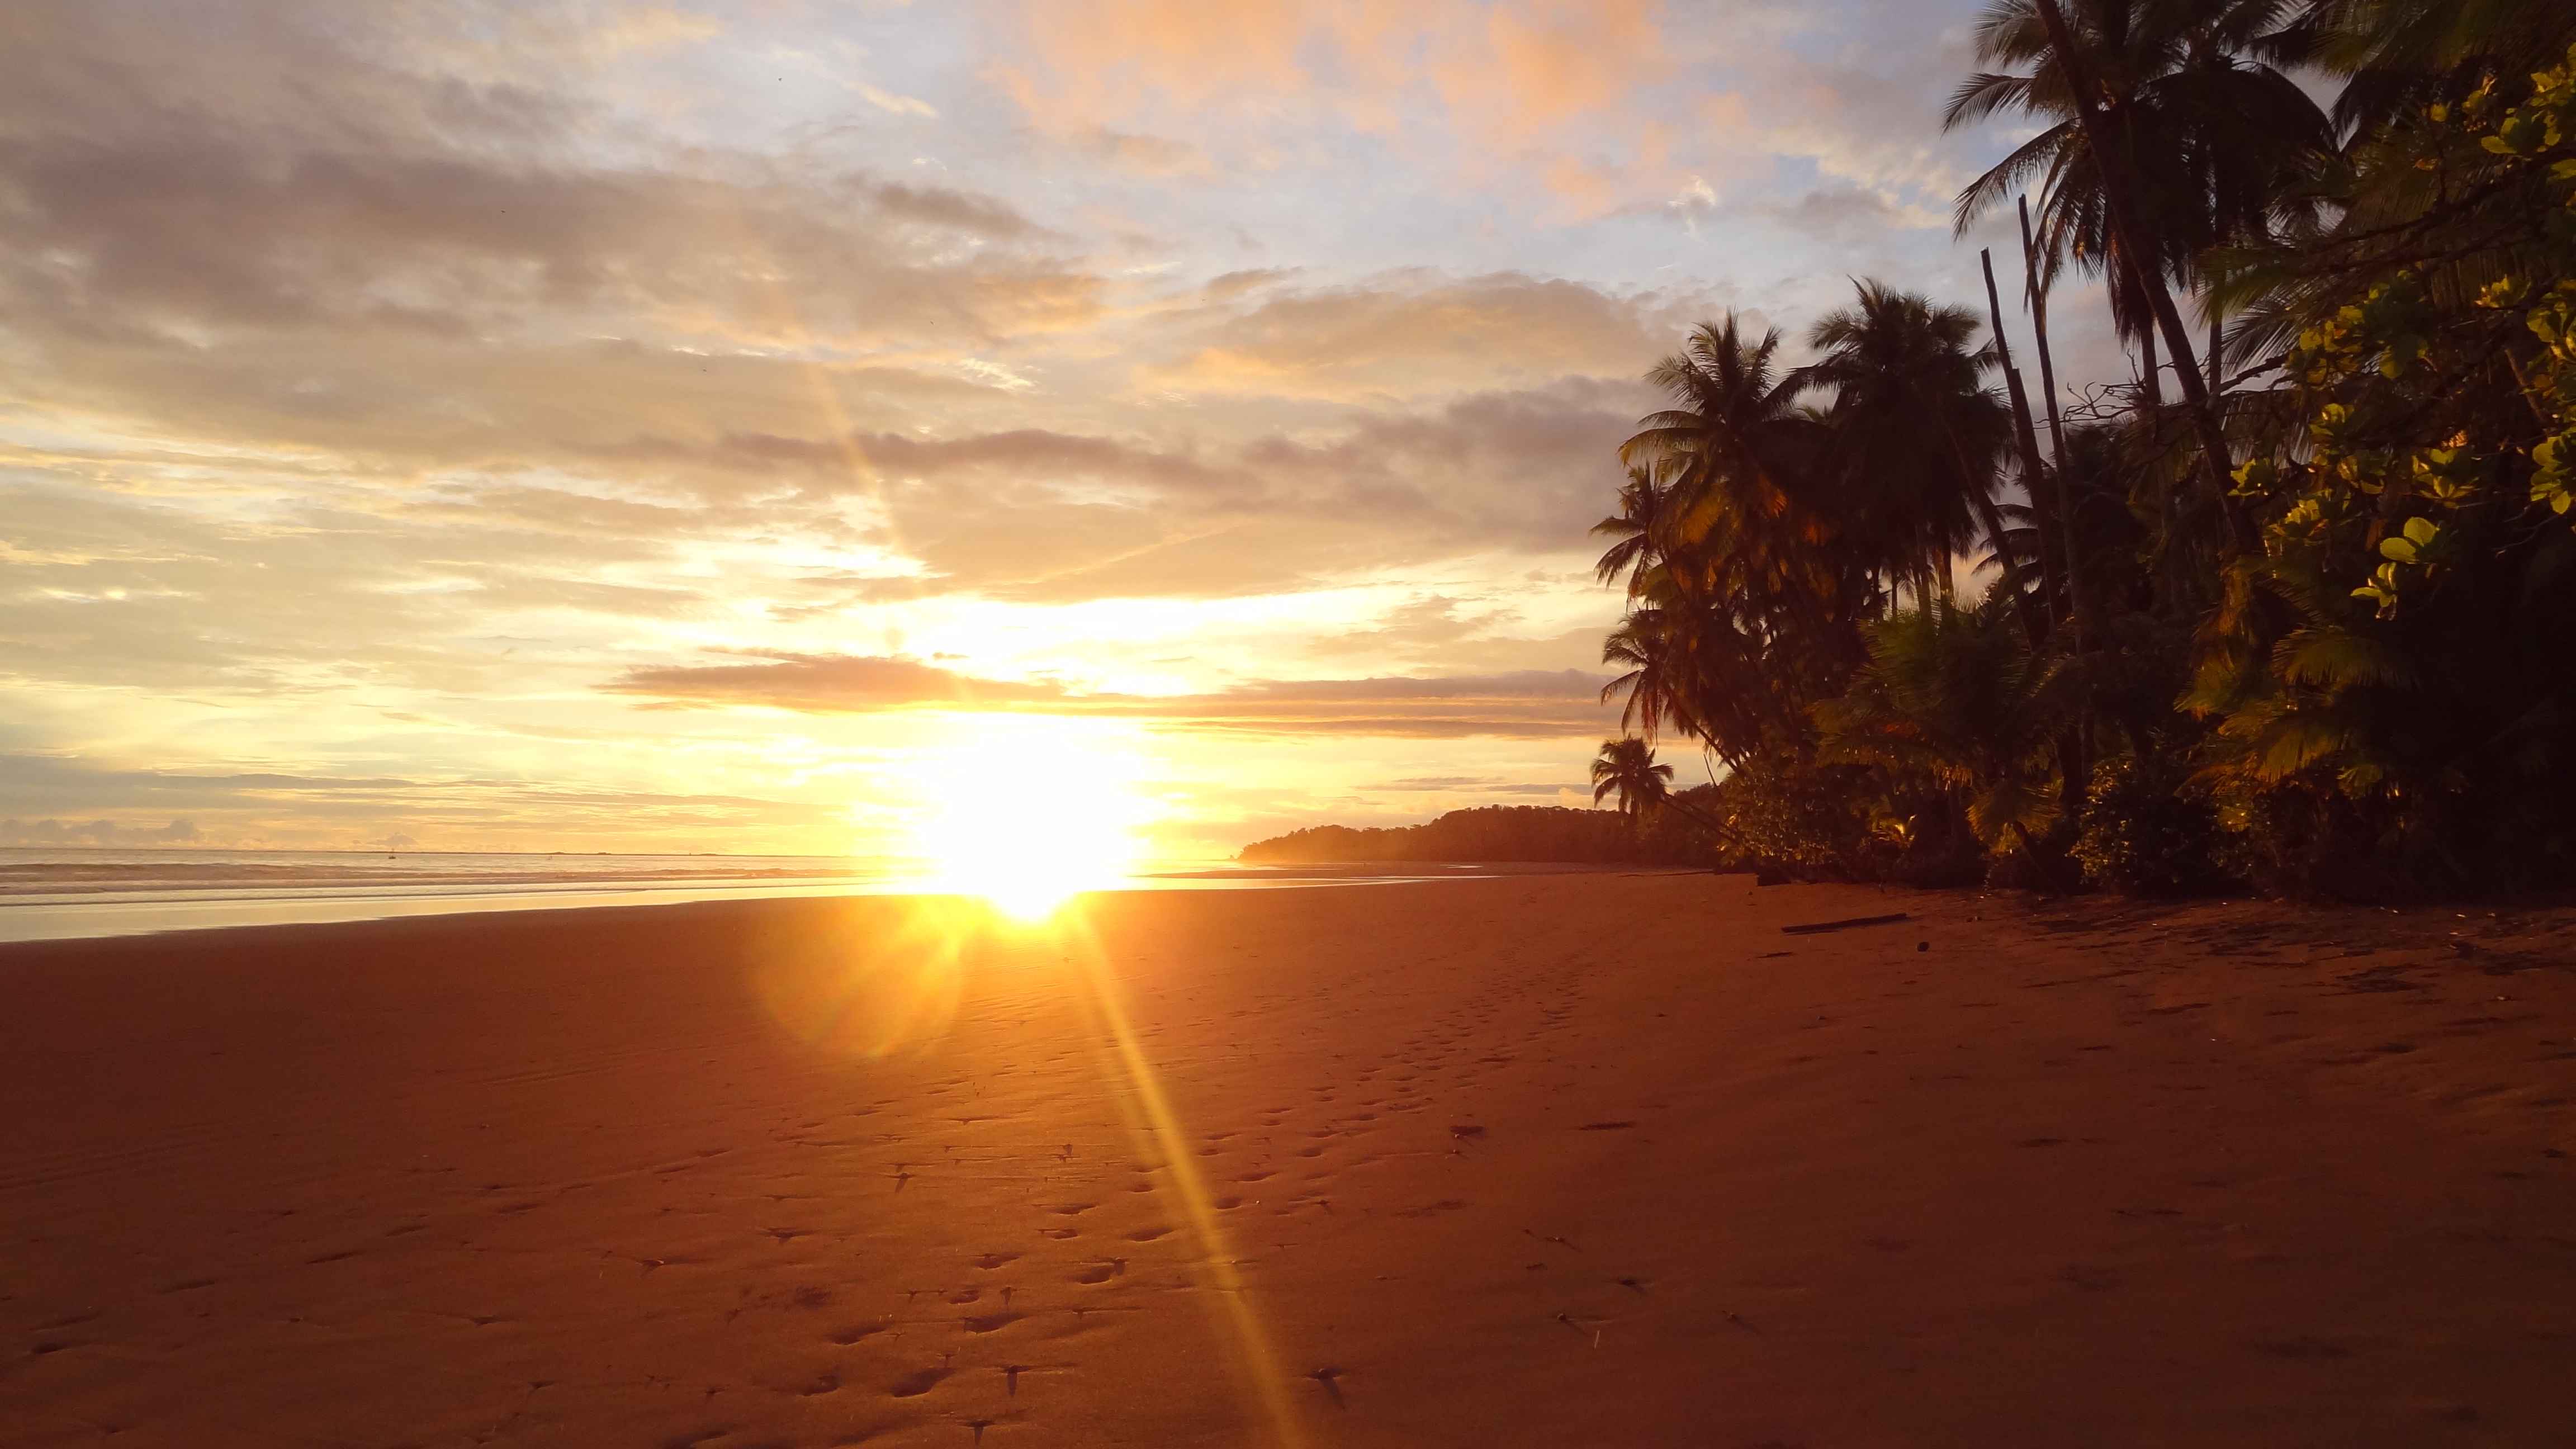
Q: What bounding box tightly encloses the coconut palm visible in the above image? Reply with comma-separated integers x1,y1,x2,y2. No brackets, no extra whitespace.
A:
1590,737,1676,822
1599,608,1696,746
1617,316,1832,612
1793,282,2038,641
1618,316,1811,525
1946,0,2329,556
1603,316,1879,767
1591,466,1672,595
1946,0,2331,390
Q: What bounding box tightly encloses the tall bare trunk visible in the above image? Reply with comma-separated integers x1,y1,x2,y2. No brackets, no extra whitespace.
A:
2018,197,2070,471
2019,195,2086,646
1982,247,2063,632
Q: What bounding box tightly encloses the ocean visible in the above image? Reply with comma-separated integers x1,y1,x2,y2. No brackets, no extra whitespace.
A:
0,847,1522,944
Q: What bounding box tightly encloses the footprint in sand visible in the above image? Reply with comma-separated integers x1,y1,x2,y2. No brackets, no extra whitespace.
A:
1049,1202,1096,1216
1127,1225,1175,1241
887,1367,949,1399
973,1252,1021,1270
1038,1228,1078,1240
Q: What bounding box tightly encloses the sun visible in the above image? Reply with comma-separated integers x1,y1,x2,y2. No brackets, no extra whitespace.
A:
903,717,1153,920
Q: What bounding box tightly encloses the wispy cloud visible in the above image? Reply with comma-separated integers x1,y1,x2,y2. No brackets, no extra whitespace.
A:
608,652,1616,738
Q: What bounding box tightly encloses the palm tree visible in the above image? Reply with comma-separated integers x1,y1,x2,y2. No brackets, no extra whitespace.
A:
1946,0,2327,550
2300,0,2576,135
1590,737,1675,822
1813,590,2077,880
1604,315,1876,767
1949,1,2329,385
1617,316,1827,607
1618,316,1811,520
1793,282,2039,642
1591,466,1670,595
1599,608,1696,745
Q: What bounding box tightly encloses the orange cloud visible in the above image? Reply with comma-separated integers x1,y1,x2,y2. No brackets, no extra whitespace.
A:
1435,0,1665,139
995,0,1688,214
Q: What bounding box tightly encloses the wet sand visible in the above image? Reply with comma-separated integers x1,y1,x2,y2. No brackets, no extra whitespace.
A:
5,875,2574,1446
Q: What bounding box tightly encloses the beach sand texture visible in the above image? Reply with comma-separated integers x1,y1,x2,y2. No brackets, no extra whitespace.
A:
6,875,2575,1446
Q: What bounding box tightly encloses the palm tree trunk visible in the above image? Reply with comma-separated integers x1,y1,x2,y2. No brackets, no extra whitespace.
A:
2020,195,2086,645
2019,197,2070,470
2006,818,2068,896
2025,0,2244,554
1981,247,2065,632
2138,315,2163,408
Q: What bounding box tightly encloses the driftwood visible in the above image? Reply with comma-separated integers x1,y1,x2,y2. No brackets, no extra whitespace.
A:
1779,912,1911,936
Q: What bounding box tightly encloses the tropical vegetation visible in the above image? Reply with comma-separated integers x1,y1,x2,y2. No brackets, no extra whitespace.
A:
1589,0,2576,898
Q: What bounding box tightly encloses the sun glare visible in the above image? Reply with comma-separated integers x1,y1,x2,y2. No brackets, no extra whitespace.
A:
903,717,1153,920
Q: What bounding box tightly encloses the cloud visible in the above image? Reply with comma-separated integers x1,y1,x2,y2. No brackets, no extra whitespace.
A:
1144,270,1698,401
0,751,847,850
562,374,1640,604
0,140,1086,349
1762,186,1950,243
858,83,939,119
1665,175,1721,233
609,652,1076,713
607,652,1617,738
1072,127,1214,178
992,0,1683,207
1368,776,1570,795
0,816,201,847
0,2,1104,493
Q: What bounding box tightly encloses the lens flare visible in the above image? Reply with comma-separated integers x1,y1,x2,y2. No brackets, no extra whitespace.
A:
905,717,1153,919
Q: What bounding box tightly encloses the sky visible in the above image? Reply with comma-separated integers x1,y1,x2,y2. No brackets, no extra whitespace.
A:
0,0,2124,860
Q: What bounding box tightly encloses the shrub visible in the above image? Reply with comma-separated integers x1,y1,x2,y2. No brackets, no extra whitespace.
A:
1701,753,1875,878
2074,755,2230,896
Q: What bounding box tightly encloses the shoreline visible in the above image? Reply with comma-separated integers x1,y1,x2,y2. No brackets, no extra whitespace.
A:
7,878,2573,1445
0,863,1670,946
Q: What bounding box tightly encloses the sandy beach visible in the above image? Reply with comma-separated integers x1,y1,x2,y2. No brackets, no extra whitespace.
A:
6,875,2575,1446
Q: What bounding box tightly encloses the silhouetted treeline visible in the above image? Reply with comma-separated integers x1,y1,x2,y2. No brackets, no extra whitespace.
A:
1239,805,1651,865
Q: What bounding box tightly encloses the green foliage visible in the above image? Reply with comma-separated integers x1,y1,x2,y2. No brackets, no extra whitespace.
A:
2196,42,2576,893
1566,12,2576,901
1691,753,1877,878
2073,754,2230,896
1815,593,2073,868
